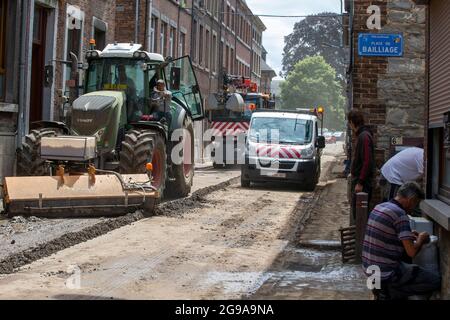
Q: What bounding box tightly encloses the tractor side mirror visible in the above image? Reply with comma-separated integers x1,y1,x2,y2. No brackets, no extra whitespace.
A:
170,66,181,91
316,136,326,149
192,84,200,94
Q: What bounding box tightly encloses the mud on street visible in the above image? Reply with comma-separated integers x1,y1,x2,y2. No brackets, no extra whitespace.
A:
0,143,370,299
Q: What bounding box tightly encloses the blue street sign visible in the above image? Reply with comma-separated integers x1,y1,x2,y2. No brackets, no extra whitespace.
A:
358,33,404,57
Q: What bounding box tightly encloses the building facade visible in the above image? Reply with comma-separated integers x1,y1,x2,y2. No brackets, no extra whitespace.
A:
348,0,450,299
260,48,276,95
347,0,427,206
420,0,450,299
0,0,116,182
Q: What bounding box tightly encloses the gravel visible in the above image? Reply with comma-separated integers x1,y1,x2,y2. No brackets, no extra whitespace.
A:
0,175,240,274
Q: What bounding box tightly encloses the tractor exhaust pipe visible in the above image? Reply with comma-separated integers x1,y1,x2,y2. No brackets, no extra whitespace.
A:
69,52,79,104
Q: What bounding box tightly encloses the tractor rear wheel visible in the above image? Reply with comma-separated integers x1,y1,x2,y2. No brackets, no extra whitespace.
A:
166,117,195,198
120,129,167,201
17,128,61,176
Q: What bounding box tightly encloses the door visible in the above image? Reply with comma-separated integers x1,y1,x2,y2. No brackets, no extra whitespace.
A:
164,56,204,120
30,5,48,123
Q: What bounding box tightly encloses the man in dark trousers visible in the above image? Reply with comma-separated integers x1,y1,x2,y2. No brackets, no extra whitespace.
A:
348,110,375,223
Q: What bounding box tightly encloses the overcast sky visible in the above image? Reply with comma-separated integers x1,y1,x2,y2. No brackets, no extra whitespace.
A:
246,0,342,80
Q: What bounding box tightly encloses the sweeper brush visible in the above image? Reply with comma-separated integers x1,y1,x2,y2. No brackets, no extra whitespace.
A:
2,172,158,218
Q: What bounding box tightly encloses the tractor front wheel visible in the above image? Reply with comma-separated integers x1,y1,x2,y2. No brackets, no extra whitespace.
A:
17,128,61,176
120,129,167,202
166,117,195,198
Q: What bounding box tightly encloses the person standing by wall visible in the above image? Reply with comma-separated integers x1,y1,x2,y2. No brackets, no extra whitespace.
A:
348,110,375,223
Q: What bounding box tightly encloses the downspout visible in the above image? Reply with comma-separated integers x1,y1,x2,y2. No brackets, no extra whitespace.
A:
17,0,34,149
177,1,180,56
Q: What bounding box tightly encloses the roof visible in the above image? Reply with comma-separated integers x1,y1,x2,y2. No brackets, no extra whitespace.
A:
100,43,165,62
261,60,277,78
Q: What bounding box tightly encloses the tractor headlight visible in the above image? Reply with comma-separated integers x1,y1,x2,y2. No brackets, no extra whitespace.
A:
301,145,315,159
133,51,141,58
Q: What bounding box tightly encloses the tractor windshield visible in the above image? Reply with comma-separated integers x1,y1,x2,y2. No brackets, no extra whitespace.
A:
86,58,157,121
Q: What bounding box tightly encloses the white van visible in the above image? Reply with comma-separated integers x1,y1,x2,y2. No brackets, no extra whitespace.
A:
241,109,325,190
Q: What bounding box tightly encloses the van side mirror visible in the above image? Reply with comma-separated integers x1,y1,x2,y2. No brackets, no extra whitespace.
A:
170,66,181,90
317,136,326,149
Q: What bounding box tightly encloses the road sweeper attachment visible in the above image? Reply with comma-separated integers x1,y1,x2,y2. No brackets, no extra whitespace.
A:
2,135,159,218
2,172,158,218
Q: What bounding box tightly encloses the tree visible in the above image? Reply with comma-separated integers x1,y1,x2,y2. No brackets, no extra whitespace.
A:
282,12,345,81
280,56,345,130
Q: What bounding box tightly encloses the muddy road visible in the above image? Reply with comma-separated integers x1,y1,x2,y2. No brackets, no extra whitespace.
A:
0,143,370,299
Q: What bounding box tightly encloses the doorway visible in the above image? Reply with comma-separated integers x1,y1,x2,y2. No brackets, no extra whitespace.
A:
30,5,48,123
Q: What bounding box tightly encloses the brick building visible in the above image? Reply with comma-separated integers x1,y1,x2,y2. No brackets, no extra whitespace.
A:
0,0,116,182
346,0,427,206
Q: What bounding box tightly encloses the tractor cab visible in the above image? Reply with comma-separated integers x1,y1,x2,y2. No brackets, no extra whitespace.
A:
83,43,203,127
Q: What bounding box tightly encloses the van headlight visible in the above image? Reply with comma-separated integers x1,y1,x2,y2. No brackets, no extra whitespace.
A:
301,145,315,159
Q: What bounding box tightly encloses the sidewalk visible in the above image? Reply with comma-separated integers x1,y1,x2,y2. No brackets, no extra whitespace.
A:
252,158,373,300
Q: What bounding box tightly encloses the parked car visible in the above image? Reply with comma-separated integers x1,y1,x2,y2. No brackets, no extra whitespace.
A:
333,131,345,141
324,132,337,144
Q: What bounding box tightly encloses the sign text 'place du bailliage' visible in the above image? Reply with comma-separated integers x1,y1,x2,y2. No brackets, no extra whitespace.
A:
358,33,404,57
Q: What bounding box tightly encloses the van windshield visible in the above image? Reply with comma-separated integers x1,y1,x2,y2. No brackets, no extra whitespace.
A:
249,117,313,145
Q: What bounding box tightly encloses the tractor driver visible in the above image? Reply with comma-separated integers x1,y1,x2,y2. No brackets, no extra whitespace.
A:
149,79,172,125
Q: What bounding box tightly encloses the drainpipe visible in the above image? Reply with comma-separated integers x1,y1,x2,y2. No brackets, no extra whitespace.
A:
17,0,34,149
135,0,140,43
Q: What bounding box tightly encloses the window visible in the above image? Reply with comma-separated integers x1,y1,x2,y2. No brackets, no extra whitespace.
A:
212,34,217,72
92,18,107,51
150,16,157,52
205,29,210,69
227,5,231,27
179,32,185,56
169,27,175,57
439,127,450,201
0,0,6,100
225,45,229,71
231,9,235,32
192,20,197,62
221,1,225,23
65,5,84,90
230,48,234,74
199,25,204,65
160,22,167,56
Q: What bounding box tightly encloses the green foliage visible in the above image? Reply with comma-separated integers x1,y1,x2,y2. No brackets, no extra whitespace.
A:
280,56,345,130
282,12,345,82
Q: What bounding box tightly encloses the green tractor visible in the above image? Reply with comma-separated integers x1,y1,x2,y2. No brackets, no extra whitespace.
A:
5,43,204,217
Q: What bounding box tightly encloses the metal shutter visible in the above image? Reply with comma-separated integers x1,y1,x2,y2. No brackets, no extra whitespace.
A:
429,0,450,127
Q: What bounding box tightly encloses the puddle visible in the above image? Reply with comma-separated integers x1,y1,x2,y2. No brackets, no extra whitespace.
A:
202,271,274,296
201,247,367,298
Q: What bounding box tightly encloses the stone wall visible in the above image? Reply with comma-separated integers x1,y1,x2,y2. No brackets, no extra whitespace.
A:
352,0,427,204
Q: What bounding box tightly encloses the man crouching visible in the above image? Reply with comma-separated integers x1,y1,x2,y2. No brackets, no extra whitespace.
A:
362,182,441,300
